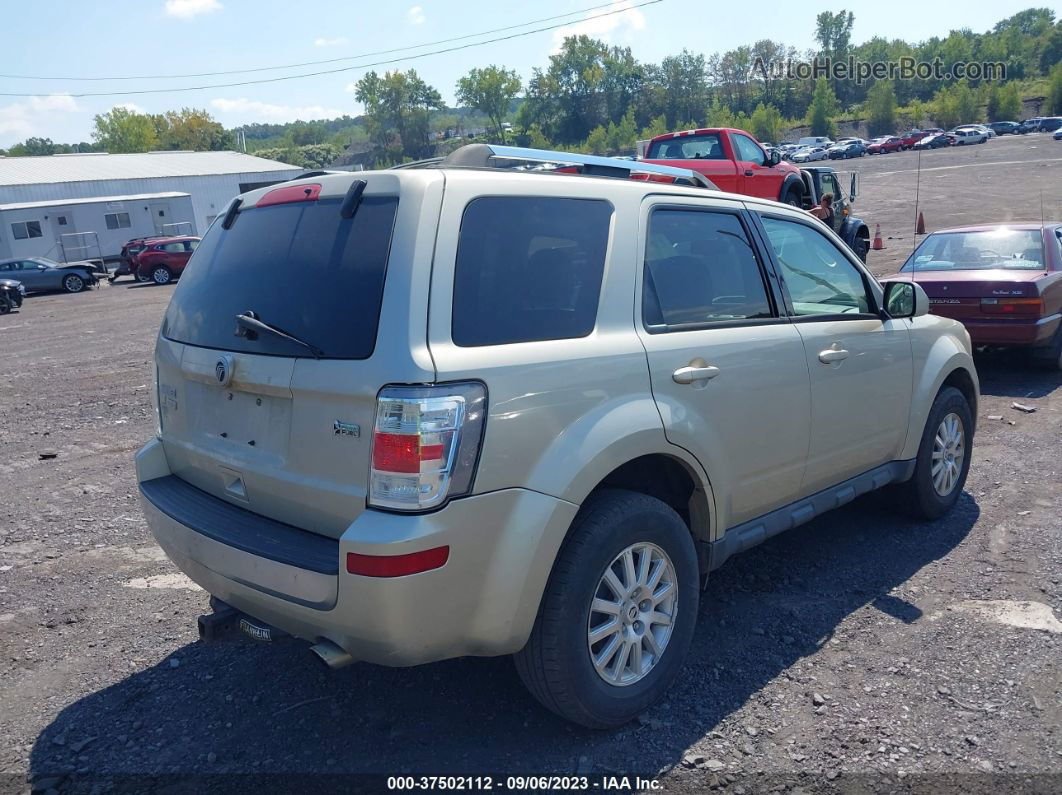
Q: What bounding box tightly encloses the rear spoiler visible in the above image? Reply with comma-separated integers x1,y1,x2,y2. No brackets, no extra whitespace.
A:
398,144,718,190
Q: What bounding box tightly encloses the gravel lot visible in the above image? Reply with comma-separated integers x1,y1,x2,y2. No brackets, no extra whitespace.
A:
0,134,1060,794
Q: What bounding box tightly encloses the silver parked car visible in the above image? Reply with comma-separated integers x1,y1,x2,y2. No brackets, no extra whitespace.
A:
136,144,978,728
0,257,99,293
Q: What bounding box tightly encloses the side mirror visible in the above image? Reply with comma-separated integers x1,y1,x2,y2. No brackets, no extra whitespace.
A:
768,150,782,166
849,172,859,200
882,281,929,319
37,264,47,270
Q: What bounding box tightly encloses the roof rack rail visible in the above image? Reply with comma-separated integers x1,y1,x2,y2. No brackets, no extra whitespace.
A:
434,143,717,189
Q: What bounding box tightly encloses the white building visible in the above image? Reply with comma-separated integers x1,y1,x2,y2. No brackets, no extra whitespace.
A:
0,150,303,260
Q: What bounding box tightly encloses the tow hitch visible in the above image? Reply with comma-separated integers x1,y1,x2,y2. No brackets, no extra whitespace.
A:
197,598,287,643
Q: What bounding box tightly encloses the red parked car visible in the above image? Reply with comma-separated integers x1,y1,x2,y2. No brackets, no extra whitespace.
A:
133,236,201,285
899,130,925,149
866,136,904,154
641,127,807,205
885,223,1062,369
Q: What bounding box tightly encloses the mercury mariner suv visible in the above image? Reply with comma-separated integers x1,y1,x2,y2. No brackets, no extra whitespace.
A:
136,144,978,729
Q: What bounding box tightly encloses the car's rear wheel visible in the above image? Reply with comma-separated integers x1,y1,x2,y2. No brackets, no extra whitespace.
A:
896,386,973,520
62,273,85,293
0,294,11,314
514,489,699,729
1031,325,1062,371
781,186,801,207
150,266,173,285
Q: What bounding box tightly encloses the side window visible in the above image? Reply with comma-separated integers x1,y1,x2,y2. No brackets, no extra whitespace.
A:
644,209,773,329
185,240,199,252
162,242,185,253
452,197,612,347
760,216,874,317
732,134,766,165
11,221,42,240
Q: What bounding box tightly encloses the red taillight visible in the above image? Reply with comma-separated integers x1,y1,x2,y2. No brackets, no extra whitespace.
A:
346,547,449,577
980,297,1043,315
255,183,321,208
370,433,447,473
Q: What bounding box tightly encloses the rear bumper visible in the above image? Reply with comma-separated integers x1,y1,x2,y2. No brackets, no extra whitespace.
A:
961,313,1060,346
135,438,578,666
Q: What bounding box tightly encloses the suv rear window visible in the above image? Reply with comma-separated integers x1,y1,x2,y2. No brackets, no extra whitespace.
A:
452,197,612,347
162,196,398,359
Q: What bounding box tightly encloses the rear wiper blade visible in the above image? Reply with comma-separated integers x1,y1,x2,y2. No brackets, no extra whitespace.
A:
234,311,323,359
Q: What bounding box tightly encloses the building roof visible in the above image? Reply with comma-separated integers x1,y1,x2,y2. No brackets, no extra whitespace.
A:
0,191,190,211
0,151,302,187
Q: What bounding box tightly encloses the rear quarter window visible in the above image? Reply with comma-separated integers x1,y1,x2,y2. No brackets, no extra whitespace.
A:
451,197,613,347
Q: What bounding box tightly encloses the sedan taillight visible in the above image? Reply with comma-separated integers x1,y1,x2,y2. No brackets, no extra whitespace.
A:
369,383,487,511
980,297,1043,316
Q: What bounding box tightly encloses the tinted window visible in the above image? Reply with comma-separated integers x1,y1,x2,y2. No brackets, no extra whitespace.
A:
163,196,398,359
452,197,611,347
644,210,772,328
647,133,725,160
760,217,872,316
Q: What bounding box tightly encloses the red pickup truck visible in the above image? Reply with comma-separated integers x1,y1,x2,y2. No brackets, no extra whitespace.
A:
640,127,807,206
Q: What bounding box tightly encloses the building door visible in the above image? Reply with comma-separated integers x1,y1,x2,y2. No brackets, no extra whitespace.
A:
148,202,171,234
49,210,76,254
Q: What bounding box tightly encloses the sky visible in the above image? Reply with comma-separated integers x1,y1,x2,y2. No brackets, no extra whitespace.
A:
0,0,1056,148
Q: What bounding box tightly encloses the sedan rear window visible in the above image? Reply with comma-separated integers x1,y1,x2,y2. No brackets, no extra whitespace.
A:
162,196,398,359
903,229,1045,271
452,197,612,347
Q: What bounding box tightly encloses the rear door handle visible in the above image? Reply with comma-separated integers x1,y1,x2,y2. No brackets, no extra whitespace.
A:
673,365,721,384
744,169,754,176
818,345,849,364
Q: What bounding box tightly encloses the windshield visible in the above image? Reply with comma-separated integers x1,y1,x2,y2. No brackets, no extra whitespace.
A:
162,195,398,359
646,133,725,160
902,229,1046,272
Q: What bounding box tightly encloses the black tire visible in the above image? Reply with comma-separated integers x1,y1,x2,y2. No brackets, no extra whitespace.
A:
1031,325,1062,371
780,187,801,207
62,273,85,293
514,489,699,729
150,266,173,285
895,386,973,520
0,294,10,315
853,235,869,263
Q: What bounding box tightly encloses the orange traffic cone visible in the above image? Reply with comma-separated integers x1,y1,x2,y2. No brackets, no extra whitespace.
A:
872,224,884,250
916,211,926,235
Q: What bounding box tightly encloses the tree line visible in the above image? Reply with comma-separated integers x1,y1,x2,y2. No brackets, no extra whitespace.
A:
2,7,1059,164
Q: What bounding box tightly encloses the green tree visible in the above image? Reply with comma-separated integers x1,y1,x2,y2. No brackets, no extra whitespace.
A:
290,121,327,146
932,81,979,128
5,136,58,156
806,78,839,137
1048,62,1062,114
354,69,444,162
749,103,784,143
156,108,233,151
865,81,897,136
639,113,670,139
456,65,522,142
92,106,159,153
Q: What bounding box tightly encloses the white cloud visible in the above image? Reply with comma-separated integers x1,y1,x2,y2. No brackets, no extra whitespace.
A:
164,0,222,19
210,97,345,122
344,82,358,93
550,0,646,53
314,36,349,47
406,5,425,25
0,95,80,144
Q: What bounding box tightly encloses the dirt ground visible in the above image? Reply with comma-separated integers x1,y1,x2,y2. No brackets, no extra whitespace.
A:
0,134,1060,795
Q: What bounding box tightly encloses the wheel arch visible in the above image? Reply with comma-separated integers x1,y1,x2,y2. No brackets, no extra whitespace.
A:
899,335,979,460
779,173,805,204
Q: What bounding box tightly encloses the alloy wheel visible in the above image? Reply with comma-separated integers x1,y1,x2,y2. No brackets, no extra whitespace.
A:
931,412,965,496
587,542,678,687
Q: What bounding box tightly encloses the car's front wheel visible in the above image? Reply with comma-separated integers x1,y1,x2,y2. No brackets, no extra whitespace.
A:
150,266,173,285
0,294,11,314
514,489,699,729
62,273,85,293
897,386,973,519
